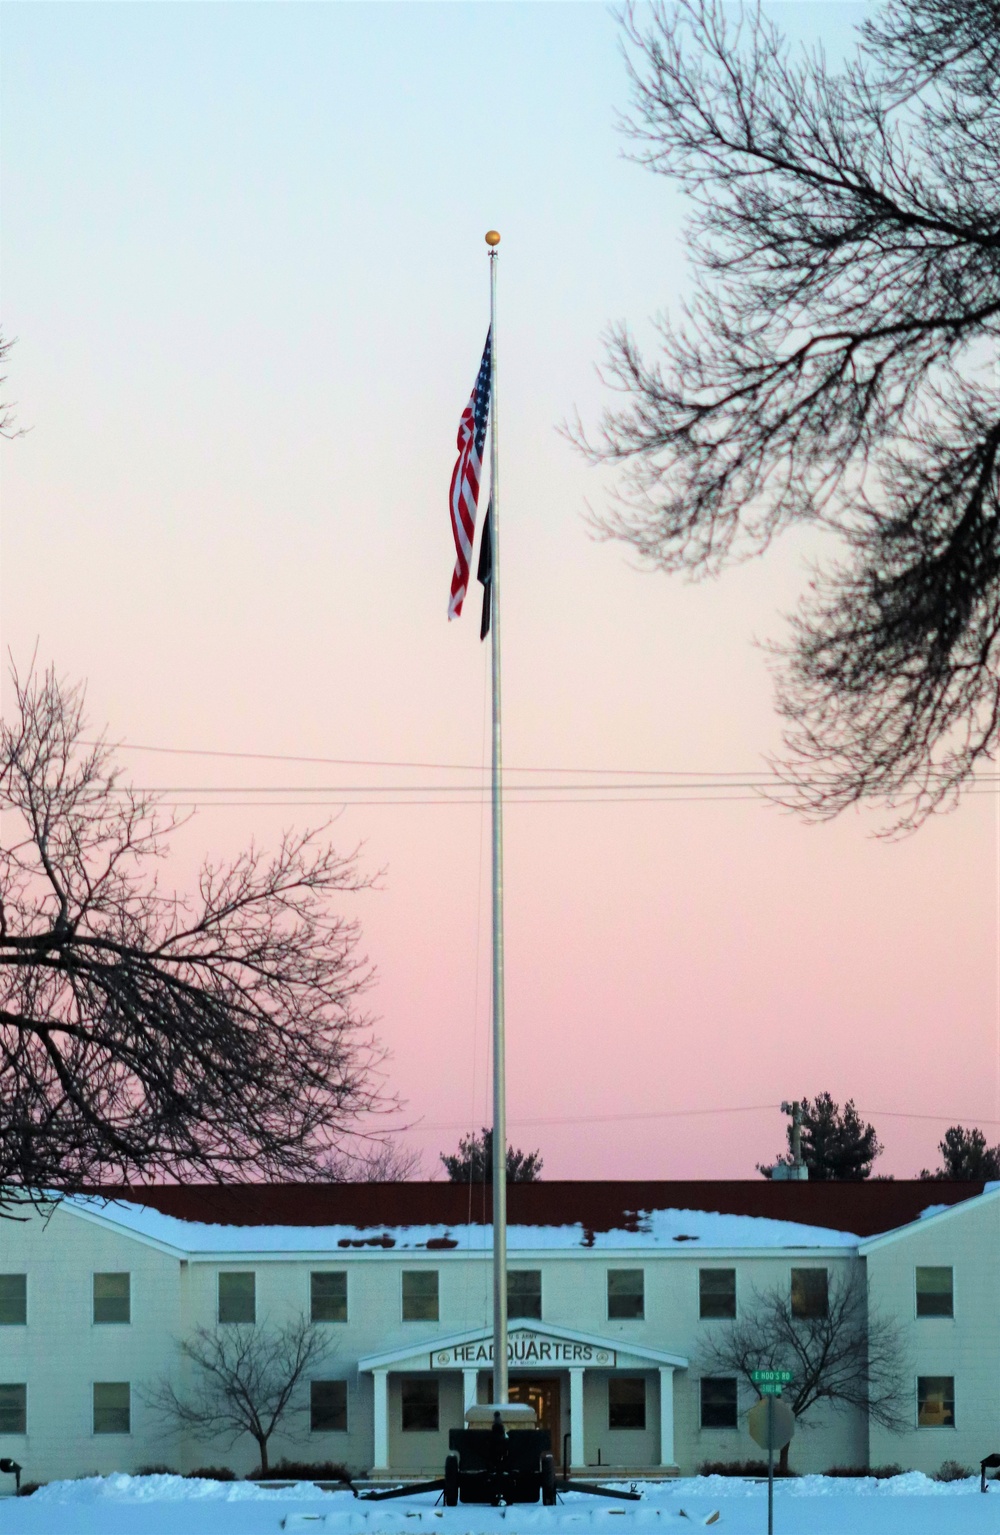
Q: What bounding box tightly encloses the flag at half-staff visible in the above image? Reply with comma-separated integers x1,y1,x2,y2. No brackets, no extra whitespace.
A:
448,329,492,619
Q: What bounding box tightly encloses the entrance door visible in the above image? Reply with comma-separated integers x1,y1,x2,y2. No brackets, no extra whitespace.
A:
508,1378,563,1464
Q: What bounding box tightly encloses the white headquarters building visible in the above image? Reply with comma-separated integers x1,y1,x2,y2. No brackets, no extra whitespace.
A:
1,1180,997,1485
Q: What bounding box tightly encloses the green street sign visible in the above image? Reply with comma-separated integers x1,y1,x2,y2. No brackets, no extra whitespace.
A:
751,1369,793,1384
758,1383,784,1395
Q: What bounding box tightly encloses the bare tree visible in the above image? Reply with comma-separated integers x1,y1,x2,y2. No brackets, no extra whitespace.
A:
0,664,388,1206
325,1137,423,1182
0,331,24,440
145,1316,329,1475
576,0,1000,829
700,1269,909,1471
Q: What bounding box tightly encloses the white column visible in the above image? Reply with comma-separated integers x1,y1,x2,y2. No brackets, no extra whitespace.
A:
658,1367,676,1468
569,1367,585,1469
373,1369,389,1471
463,1368,479,1413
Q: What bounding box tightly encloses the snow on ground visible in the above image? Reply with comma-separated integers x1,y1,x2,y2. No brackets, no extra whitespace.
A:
1,1474,996,1535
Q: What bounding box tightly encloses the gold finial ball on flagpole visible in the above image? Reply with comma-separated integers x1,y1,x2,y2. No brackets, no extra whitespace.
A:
485,230,501,247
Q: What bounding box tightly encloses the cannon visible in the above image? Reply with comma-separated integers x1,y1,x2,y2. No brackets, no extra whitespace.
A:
358,1403,640,1506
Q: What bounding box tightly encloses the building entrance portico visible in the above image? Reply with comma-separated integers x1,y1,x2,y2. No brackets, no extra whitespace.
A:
359,1320,687,1476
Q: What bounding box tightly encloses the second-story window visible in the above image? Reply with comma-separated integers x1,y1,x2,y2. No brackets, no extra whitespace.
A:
607,1269,644,1320
93,1273,130,1324
915,1267,953,1318
699,1269,736,1320
790,1268,828,1320
402,1270,439,1322
218,1271,256,1324
507,1270,542,1320
311,1271,348,1323
0,1275,27,1326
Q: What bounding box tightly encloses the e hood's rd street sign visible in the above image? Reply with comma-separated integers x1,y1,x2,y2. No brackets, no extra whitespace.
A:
750,1369,793,1385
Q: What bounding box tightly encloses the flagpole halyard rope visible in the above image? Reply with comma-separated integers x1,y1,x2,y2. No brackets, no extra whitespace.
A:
485,228,509,1407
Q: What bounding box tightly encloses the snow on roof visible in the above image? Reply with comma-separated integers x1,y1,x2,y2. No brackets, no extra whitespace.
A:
68,1195,860,1255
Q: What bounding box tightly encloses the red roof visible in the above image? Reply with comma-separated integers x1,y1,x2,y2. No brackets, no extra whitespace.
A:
78,1179,986,1239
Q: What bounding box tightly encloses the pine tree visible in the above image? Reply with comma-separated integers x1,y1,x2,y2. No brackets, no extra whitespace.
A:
919,1126,1000,1181
761,1095,883,1181
440,1127,543,1183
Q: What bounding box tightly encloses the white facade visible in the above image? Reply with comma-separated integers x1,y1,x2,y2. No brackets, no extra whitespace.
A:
0,1184,996,1485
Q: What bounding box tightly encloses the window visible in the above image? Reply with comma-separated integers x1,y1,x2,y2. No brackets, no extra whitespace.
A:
699,1269,736,1320
607,1269,644,1320
507,1270,542,1320
311,1271,348,1323
916,1267,953,1318
93,1382,131,1435
401,1378,439,1432
608,1377,646,1430
93,1272,130,1324
0,1275,26,1327
0,1384,27,1435
917,1376,955,1428
218,1272,256,1324
700,1377,738,1429
310,1379,348,1433
791,1268,828,1319
402,1270,439,1322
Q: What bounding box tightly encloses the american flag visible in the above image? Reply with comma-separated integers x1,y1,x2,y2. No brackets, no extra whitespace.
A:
448,329,492,620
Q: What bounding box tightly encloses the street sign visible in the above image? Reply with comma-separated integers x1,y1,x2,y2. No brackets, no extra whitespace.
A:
748,1398,795,1451
758,1383,784,1396
750,1369,793,1385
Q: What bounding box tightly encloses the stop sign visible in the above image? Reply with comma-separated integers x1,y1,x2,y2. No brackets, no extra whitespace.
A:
748,1397,795,1451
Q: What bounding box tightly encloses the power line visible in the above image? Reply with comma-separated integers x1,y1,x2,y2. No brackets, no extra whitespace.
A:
126,795,766,808
386,1102,1000,1132
87,742,1000,785
123,781,778,794
86,740,768,777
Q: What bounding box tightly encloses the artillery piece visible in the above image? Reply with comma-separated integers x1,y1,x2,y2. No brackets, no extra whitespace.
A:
358,1403,640,1506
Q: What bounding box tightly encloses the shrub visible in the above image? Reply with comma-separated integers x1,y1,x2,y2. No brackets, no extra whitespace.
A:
824,1465,905,1479
248,1459,352,1483
136,1465,179,1477
17,1483,43,1497
697,1460,797,1478
935,1460,973,1482
185,1467,237,1482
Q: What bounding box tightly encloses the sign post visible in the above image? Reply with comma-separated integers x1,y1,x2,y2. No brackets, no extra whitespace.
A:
748,1372,794,1535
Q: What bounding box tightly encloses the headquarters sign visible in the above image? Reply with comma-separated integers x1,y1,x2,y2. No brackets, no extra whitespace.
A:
432,1330,615,1369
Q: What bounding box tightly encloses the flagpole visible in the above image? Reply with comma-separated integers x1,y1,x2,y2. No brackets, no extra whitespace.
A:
485,228,508,1407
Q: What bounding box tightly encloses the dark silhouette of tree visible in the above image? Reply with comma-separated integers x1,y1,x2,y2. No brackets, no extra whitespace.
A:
145,1316,328,1476
919,1125,1000,1179
0,331,24,439
699,1269,909,1472
576,0,1000,829
440,1126,543,1183
0,664,387,1208
326,1139,422,1181
760,1094,883,1181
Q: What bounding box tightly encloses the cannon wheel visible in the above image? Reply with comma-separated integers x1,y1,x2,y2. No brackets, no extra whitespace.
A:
541,1452,557,1506
444,1452,460,1506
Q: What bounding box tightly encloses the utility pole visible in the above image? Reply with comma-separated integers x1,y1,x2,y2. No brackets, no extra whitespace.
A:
771,1101,808,1181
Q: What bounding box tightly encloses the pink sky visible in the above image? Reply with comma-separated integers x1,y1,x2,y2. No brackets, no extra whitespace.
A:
2,3,996,1181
